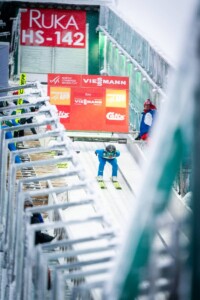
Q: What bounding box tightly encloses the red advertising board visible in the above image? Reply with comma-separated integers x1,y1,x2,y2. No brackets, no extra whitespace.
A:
48,74,129,133
20,8,86,48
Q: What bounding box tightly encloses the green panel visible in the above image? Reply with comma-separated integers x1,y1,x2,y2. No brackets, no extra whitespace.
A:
14,46,19,76
87,10,99,74
134,71,143,109
101,38,161,132
99,32,106,72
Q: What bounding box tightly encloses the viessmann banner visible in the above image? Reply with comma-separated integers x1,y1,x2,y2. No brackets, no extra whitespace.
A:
20,8,86,48
48,74,129,133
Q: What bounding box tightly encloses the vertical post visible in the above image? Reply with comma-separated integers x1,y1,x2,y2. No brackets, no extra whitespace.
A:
191,4,200,299
0,42,9,93
0,42,9,249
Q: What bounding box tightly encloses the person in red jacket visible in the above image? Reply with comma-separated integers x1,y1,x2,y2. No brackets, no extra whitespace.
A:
135,99,157,141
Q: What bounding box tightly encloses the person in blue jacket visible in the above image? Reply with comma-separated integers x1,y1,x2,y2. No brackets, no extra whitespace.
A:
1,120,22,163
95,144,120,182
135,99,157,141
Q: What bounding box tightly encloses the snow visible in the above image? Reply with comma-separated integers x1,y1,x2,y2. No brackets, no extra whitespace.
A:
112,0,197,66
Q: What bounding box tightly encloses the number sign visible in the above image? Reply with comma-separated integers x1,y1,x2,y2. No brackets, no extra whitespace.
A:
20,8,86,48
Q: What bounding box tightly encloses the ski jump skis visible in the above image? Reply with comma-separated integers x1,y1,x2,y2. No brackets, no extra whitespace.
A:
97,178,107,189
111,179,122,190
97,178,122,190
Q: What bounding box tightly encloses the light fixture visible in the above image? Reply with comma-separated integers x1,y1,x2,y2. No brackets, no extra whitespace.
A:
142,77,147,81
152,88,157,93
134,67,138,71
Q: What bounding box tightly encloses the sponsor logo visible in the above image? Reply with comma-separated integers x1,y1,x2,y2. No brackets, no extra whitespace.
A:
74,99,102,105
106,112,125,121
83,78,127,87
50,76,60,84
57,111,69,119
51,92,70,101
107,95,126,102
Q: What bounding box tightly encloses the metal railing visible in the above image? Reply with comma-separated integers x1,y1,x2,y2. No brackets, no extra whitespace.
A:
0,82,118,300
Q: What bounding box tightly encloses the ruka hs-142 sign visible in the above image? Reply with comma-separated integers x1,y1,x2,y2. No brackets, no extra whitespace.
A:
20,8,86,48
48,74,129,133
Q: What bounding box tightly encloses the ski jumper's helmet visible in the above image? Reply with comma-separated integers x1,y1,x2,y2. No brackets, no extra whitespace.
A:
106,145,116,153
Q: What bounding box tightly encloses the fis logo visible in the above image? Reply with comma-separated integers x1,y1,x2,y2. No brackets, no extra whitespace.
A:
106,112,125,121
50,76,60,84
57,111,69,119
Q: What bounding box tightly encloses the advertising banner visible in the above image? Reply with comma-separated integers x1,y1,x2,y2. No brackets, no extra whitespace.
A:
20,8,86,48
48,74,129,133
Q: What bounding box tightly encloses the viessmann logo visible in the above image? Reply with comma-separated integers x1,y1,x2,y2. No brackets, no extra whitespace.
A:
74,99,102,105
83,78,127,87
106,112,125,121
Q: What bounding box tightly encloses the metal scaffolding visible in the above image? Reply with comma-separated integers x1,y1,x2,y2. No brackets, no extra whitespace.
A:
0,82,118,300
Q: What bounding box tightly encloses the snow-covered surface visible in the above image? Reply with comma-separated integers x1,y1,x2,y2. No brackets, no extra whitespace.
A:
111,0,197,66
45,139,144,285
64,140,141,234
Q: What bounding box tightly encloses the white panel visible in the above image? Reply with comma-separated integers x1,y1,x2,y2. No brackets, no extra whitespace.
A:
54,48,87,74
20,46,52,73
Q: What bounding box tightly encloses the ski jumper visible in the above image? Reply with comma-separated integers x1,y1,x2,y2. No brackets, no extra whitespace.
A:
95,149,120,177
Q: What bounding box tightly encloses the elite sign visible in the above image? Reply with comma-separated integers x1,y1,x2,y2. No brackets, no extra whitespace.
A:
48,74,129,133
20,8,86,48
